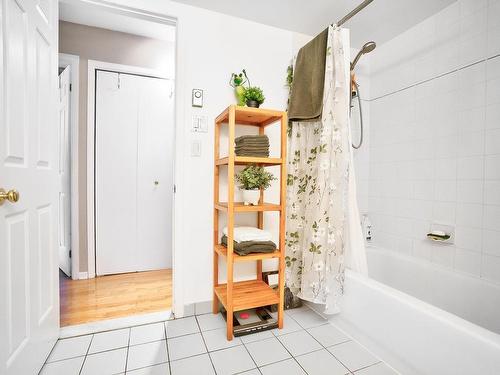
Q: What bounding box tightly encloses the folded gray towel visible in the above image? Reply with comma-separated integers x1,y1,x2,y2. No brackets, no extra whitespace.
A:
221,235,277,256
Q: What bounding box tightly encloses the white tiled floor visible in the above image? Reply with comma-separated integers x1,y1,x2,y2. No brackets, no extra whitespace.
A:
40,306,399,374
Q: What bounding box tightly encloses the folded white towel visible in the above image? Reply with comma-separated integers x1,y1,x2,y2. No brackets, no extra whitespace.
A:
222,226,273,243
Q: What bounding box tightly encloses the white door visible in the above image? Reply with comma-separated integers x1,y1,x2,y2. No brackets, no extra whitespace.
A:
95,71,173,276
58,66,71,277
0,0,59,374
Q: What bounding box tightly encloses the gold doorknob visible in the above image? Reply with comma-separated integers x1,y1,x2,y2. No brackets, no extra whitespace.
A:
0,189,19,205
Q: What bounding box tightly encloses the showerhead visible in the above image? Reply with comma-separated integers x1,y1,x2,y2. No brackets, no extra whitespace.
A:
351,41,376,70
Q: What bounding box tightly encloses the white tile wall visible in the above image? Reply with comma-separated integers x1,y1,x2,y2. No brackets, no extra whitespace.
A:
366,0,500,286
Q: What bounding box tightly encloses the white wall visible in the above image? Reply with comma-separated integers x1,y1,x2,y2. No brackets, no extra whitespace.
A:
351,51,371,215
367,0,500,286
103,0,312,308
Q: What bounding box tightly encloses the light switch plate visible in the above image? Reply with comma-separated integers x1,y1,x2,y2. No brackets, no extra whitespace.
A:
192,89,203,107
192,115,208,133
191,140,201,157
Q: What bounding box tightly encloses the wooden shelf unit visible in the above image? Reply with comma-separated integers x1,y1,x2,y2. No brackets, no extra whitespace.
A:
213,105,287,340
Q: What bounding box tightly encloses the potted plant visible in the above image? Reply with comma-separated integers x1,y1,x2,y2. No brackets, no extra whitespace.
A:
244,86,265,108
235,165,276,205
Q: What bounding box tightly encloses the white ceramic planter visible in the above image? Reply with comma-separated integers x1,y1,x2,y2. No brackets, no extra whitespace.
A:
242,189,260,205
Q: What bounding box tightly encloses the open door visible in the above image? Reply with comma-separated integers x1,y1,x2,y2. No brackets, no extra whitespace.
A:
0,0,60,374
58,66,71,277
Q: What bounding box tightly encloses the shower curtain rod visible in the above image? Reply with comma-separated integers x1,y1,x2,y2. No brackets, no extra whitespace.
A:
335,0,374,27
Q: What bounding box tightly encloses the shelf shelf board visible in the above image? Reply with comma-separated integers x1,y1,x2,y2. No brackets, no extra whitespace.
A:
216,156,283,166
215,105,285,127
215,202,282,212
214,280,280,311
214,245,281,262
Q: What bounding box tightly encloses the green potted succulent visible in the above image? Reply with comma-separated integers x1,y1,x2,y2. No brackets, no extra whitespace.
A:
235,165,276,205
244,86,265,108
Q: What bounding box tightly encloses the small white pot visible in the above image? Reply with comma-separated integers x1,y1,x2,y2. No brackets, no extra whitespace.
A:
242,189,260,205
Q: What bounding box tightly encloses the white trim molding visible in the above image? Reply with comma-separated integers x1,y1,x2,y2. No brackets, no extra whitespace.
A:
59,53,80,280
68,0,181,317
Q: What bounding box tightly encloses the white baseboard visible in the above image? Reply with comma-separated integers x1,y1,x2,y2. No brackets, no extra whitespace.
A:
176,301,212,319
77,272,89,280
195,301,212,315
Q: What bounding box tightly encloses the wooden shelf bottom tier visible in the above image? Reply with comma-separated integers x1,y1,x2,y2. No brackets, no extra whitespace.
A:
214,280,280,311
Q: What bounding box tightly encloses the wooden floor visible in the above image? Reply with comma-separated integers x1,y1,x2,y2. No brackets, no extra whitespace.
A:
60,269,172,327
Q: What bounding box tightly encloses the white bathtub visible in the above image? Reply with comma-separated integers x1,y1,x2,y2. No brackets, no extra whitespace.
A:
326,246,500,375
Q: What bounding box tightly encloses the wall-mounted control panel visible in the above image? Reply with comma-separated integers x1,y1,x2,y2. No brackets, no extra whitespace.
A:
192,115,208,133
192,89,203,107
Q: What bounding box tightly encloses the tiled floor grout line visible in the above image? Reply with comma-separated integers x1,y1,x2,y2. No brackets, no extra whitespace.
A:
240,339,262,374
39,333,62,374
124,328,131,374
269,326,311,375
78,334,94,375
195,314,218,375
162,322,172,375
290,308,359,374
44,354,86,364
274,312,314,375
352,360,383,374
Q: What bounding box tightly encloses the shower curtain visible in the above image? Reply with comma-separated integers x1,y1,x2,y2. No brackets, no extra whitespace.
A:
285,26,367,313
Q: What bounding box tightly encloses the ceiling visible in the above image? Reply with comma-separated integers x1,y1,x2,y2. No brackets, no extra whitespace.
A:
59,0,176,42
170,0,456,47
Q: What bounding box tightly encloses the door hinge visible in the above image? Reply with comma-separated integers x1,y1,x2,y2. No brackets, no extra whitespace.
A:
69,250,72,258
69,83,72,92
173,185,176,193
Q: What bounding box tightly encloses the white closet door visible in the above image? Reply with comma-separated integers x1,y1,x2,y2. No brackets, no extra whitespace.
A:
136,76,173,270
95,71,139,275
95,71,173,275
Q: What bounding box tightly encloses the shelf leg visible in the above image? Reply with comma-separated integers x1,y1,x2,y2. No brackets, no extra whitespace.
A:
213,116,221,314
278,112,287,329
257,195,264,281
212,251,219,314
226,307,233,341
226,106,235,341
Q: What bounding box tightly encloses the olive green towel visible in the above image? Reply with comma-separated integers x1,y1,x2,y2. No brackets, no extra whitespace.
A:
221,235,277,256
235,135,269,143
235,135,270,157
288,28,328,122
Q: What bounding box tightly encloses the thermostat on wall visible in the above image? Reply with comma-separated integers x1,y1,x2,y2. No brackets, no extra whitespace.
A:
192,89,203,107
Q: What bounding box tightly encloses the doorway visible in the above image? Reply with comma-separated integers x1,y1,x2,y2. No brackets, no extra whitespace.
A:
57,3,177,328
95,69,174,275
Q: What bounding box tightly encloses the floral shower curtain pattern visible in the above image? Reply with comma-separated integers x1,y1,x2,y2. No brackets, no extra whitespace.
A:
285,26,351,312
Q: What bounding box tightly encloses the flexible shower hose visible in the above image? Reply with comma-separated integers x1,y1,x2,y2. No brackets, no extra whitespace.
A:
351,81,363,149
